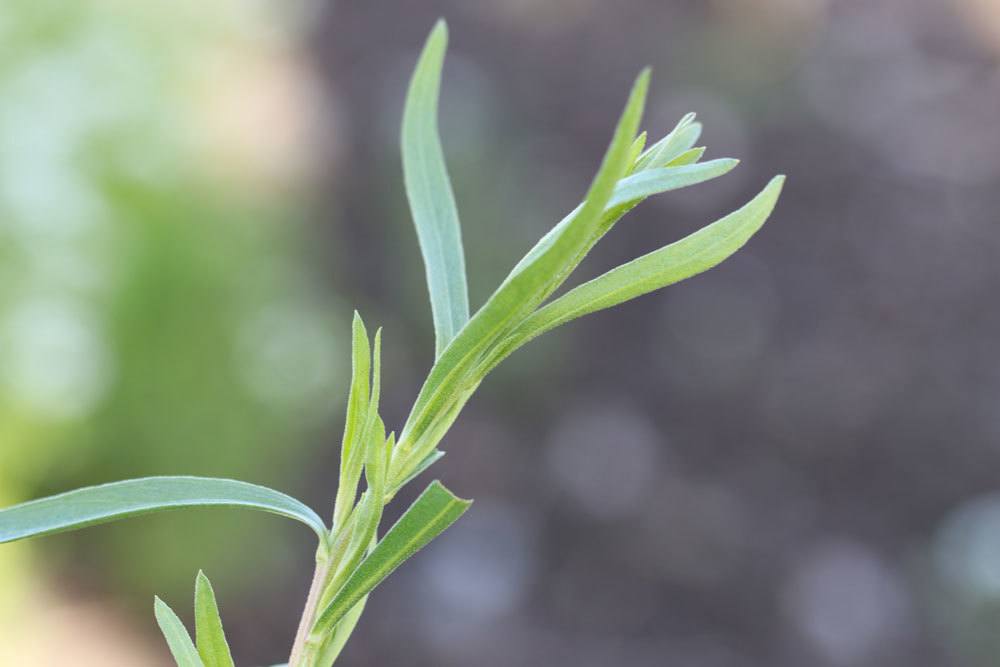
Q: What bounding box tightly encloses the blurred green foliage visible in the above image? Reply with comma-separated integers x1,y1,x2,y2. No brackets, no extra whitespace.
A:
0,0,343,596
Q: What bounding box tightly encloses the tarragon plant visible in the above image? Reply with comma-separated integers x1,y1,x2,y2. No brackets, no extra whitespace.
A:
0,20,784,667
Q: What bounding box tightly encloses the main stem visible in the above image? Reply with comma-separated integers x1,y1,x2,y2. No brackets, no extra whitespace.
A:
288,548,332,666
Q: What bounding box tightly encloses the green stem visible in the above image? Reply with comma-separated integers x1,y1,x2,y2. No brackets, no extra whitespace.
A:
288,546,332,666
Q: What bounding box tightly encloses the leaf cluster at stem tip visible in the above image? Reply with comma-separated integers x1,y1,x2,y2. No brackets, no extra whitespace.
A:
0,16,785,667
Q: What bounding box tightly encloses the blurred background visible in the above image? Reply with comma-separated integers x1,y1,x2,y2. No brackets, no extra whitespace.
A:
1,0,999,665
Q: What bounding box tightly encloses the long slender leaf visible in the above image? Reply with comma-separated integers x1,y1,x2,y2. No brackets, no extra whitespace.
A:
403,19,469,357
0,476,327,544
313,480,471,633
483,175,785,370
399,69,650,460
195,571,235,667
155,597,205,667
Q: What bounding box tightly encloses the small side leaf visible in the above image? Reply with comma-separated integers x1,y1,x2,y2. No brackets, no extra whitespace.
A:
155,597,205,667
313,480,472,633
606,159,738,210
334,313,372,530
195,571,235,667
403,19,470,357
0,477,328,544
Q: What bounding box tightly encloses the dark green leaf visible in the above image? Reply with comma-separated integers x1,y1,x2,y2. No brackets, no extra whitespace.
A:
313,481,471,633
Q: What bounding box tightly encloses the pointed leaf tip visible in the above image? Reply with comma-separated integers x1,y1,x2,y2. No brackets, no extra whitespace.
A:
195,571,235,667
155,596,204,667
403,15,470,358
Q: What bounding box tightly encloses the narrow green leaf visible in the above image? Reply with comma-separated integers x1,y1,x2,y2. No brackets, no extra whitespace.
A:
334,313,371,530
313,481,472,633
195,571,235,667
155,597,205,667
316,596,368,666
489,175,785,366
400,69,649,453
606,159,738,210
403,19,469,357
505,159,736,285
0,477,328,544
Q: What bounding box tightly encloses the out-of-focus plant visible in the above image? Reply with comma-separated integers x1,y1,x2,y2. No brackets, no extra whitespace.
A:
0,20,784,666
0,0,340,605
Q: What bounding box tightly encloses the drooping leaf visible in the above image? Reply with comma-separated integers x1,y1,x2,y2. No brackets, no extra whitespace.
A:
0,476,327,544
313,481,471,633
402,19,469,357
195,571,235,667
400,69,650,454
483,175,785,370
155,597,205,667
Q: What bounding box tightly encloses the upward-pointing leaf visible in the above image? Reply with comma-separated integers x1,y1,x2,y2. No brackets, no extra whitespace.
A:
334,313,372,530
0,477,328,544
195,571,235,667
155,597,204,667
506,159,737,281
399,69,650,463
313,480,471,634
481,175,785,371
403,19,469,357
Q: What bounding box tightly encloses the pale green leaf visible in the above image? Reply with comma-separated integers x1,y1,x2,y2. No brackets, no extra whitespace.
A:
334,313,371,530
403,19,469,357
666,146,705,166
399,69,649,456
490,175,785,364
507,158,736,282
635,114,702,170
0,476,327,544
627,131,648,168
195,571,235,667
606,159,738,210
313,481,471,633
155,597,204,667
